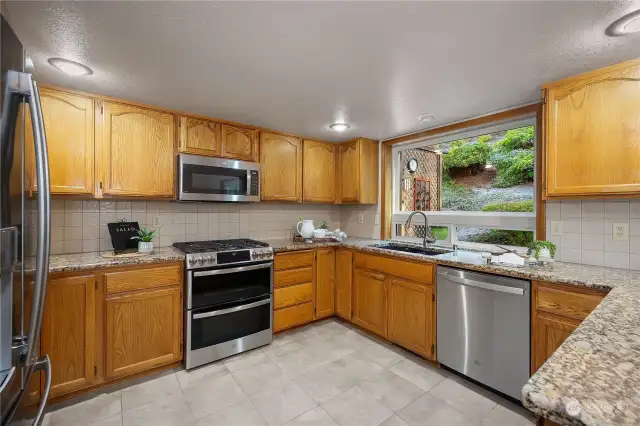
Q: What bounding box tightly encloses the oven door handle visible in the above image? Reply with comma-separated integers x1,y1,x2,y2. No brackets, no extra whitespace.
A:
193,262,272,277
192,298,271,319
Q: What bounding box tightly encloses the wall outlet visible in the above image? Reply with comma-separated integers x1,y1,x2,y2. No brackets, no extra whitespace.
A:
550,220,563,236
358,214,364,224
613,222,629,241
153,215,161,227
374,214,380,225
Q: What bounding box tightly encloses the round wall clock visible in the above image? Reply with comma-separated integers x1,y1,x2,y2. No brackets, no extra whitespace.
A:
407,158,418,173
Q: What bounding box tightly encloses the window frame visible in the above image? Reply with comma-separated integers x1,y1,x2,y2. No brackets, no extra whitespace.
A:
391,115,537,248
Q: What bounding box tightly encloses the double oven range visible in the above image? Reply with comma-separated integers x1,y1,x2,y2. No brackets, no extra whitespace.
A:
173,239,274,370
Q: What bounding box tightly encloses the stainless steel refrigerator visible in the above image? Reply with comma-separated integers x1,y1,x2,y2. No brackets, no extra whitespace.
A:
0,14,52,426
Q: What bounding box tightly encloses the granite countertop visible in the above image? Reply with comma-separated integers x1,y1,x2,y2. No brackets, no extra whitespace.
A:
22,246,185,274
268,238,640,425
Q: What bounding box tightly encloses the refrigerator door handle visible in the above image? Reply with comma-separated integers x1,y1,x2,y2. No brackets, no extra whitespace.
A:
31,355,51,426
24,76,50,366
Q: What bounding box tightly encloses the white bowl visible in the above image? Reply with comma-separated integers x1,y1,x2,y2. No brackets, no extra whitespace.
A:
313,229,327,238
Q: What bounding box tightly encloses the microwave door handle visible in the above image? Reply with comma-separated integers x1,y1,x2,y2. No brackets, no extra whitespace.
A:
246,169,251,196
24,77,51,366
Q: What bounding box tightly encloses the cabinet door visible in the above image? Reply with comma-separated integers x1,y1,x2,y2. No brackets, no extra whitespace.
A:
545,60,640,197
260,132,302,201
532,312,580,374
97,101,175,197
26,88,94,194
41,274,96,398
315,248,335,319
339,141,360,203
303,140,335,203
221,124,258,161
335,249,353,320
179,116,221,156
387,278,434,359
352,269,387,337
105,286,181,379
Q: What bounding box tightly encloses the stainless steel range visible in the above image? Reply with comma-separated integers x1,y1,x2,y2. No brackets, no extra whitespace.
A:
173,239,274,370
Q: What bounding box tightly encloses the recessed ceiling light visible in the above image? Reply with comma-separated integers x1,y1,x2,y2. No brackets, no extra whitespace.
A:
417,113,435,122
330,123,350,132
606,9,640,36
47,58,93,76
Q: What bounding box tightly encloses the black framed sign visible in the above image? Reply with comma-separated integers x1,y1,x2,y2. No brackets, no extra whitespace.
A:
107,221,140,254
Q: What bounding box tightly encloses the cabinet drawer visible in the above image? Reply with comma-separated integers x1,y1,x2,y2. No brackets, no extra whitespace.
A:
535,283,604,320
274,267,313,288
275,251,314,271
354,253,433,284
274,302,314,332
274,283,313,309
104,264,182,294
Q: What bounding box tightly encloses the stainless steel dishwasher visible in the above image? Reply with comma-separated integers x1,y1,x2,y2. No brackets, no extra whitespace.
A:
436,266,530,400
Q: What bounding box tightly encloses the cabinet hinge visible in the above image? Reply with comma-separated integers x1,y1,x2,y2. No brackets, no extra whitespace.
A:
431,344,434,355
95,280,98,290
100,105,104,114
432,293,435,302
94,365,97,376
99,181,103,190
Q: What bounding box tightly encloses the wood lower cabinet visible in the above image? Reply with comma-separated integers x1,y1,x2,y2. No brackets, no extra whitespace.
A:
387,278,434,359
352,269,387,338
273,251,315,332
104,286,182,379
41,274,96,397
97,101,175,197
179,116,222,156
337,138,378,204
260,132,303,202
543,58,640,198
315,248,335,319
335,249,353,320
531,281,606,374
303,139,336,203
221,124,259,161
26,88,94,195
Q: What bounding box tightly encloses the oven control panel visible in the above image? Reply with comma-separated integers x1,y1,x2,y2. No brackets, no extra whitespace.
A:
251,248,274,261
186,254,217,269
185,247,274,269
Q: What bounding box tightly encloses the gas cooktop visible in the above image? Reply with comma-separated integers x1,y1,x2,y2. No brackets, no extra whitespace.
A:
173,239,273,269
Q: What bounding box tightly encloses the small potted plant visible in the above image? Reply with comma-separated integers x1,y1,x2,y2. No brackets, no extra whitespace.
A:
314,221,329,239
131,228,157,253
528,241,557,265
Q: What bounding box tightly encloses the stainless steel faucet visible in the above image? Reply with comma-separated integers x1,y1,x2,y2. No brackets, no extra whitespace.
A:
405,211,436,249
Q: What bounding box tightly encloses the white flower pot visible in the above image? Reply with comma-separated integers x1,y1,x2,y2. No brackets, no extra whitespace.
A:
138,241,153,253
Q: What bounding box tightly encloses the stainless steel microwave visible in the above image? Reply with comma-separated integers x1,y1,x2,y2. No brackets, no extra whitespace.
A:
177,154,260,202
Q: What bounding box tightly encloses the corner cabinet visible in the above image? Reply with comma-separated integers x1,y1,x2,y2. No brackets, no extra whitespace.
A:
303,139,336,203
338,138,378,204
26,88,94,195
260,132,302,202
543,58,640,198
179,116,222,157
96,101,175,198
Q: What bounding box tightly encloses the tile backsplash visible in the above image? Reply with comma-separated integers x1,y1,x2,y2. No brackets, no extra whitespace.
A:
28,200,341,255
546,200,640,270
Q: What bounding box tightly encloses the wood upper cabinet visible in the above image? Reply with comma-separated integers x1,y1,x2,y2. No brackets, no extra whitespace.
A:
97,101,175,197
260,132,302,201
104,286,182,379
315,248,335,319
352,268,387,338
338,138,378,204
179,116,221,156
41,274,96,398
303,139,336,203
221,124,258,161
335,249,353,321
543,58,640,198
26,88,94,194
387,278,434,359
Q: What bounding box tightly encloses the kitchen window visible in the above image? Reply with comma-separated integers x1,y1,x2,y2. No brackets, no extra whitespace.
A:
391,116,537,250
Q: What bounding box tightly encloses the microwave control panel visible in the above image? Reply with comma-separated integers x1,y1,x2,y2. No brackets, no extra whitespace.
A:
250,170,259,196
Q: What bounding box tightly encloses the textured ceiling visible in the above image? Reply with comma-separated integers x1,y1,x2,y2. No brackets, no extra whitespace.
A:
3,1,640,141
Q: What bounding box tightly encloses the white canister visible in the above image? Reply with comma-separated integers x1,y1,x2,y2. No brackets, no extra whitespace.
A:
313,229,327,239
297,220,315,240
138,241,154,253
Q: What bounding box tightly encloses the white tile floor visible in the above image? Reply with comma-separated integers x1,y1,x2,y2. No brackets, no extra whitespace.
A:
40,319,537,426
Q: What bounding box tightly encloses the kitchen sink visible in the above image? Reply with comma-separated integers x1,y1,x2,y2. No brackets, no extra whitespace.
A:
373,243,452,256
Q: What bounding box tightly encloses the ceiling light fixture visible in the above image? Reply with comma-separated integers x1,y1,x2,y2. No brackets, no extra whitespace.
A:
47,58,93,76
417,113,435,122
330,123,350,132
606,9,640,36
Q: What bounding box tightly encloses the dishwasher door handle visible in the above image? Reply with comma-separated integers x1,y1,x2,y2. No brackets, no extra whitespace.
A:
438,274,525,295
